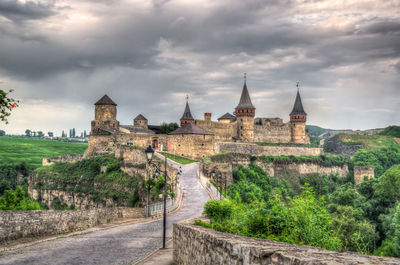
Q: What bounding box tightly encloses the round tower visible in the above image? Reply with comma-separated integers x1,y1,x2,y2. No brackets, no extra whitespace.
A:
91,94,120,135
290,83,309,144
235,74,255,142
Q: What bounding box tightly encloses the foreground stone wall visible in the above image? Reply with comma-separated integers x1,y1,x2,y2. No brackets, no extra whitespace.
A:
173,219,400,265
217,142,323,156
0,207,145,244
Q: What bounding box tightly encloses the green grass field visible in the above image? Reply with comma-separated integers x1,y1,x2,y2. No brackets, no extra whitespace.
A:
160,152,196,165
0,137,88,168
338,134,400,150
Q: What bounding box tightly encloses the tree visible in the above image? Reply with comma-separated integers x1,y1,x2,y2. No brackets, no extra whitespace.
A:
48,132,54,137
69,129,72,138
72,128,76,138
32,131,37,137
25,129,31,137
84,130,87,137
160,122,179,134
37,131,44,137
0,130,5,136
0,89,19,124
61,130,66,137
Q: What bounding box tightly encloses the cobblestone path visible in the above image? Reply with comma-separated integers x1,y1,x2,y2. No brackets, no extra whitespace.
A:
0,159,209,265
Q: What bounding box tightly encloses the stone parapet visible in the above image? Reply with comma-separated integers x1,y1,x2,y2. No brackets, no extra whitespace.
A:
173,219,400,265
0,207,145,244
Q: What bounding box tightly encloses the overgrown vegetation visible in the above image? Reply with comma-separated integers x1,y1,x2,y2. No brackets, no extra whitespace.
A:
380,126,400,138
160,152,196,165
0,136,87,168
0,162,32,195
33,156,141,206
0,186,44,210
338,134,399,151
197,162,400,257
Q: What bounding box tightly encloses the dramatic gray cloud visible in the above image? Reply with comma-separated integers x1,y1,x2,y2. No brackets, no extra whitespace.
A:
0,0,399,135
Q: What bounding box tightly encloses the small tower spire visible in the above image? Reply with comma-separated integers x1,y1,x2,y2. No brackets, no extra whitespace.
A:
180,95,195,127
244,72,246,83
296,82,299,92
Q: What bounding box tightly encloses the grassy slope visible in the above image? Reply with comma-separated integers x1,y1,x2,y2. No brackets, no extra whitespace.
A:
306,125,328,136
338,134,400,150
160,152,196,165
0,137,87,168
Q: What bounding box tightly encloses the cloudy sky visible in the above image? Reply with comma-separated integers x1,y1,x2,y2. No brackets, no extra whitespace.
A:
0,0,399,136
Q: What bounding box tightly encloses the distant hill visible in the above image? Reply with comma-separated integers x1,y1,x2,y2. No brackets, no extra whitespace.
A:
380,126,400,138
306,125,328,137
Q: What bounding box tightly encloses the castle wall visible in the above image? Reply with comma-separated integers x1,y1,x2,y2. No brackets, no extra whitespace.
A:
169,134,215,159
254,123,292,143
195,119,236,141
217,142,322,156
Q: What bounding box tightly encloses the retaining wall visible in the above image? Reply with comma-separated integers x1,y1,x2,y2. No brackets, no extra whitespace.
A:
173,219,400,265
0,207,145,244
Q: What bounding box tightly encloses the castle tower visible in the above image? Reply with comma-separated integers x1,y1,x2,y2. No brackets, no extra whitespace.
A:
180,97,195,127
134,114,148,129
91,94,120,135
235,74,255,142
290,83,309,144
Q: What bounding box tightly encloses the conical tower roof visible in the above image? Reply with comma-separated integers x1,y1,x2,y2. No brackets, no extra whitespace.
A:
95,94,117,106
134,114,147,121
236,78,255,109
180,100,194,120
290,90,307,116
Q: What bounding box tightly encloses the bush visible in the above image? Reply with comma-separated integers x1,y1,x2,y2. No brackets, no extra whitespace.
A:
0,186,43,210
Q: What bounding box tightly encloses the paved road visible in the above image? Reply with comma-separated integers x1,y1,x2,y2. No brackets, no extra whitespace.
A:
0,159,210,265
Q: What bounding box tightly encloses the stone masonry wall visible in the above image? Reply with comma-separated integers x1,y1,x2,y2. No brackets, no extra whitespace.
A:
254,123,292,143
0,207,145,244
354,166,375,186
217,142,322,156
173,219,400,265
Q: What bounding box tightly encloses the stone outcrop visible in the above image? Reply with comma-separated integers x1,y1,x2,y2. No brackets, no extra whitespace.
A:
0,207,145,244
324,136,363,155
42,154,83,166
173,219,400,265
257,162,349,178
354,166,375,186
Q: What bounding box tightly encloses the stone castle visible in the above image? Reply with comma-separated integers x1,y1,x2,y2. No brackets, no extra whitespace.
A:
84,77,310,159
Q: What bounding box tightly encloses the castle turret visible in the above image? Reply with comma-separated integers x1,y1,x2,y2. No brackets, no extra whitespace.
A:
290,84,309,144
180,97,195,127
134,114,148,129
235,74,255,142
91,94,120,135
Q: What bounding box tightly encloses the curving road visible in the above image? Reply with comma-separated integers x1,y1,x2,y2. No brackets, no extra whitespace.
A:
0,159,210,265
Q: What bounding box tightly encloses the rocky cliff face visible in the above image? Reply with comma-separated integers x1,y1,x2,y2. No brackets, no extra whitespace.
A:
323,137,363,155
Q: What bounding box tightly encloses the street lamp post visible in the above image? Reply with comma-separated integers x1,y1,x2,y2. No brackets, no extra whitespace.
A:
145,145,168,249
218,172,222,200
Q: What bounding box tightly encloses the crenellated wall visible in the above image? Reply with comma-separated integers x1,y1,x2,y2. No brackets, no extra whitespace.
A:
173,219,400,265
